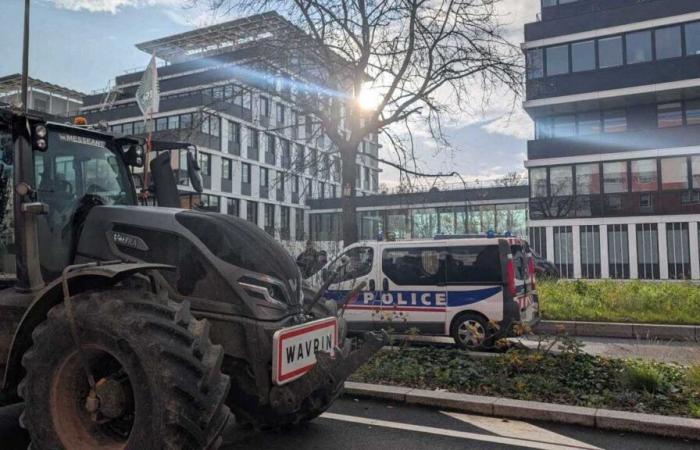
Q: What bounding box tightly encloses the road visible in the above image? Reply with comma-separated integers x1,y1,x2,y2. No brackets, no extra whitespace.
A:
221,397,698,450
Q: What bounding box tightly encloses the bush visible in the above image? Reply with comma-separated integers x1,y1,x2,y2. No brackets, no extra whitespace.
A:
538,279,700,325
686,365,700,392
624,364,665,393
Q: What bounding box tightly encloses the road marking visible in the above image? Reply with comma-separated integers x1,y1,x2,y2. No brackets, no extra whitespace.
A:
320,412,597,450
441,411,603,450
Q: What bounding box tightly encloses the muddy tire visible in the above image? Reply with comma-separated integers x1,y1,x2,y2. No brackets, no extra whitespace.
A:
18,288,230,450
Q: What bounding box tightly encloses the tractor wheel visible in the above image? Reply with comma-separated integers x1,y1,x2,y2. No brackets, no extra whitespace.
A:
18,288,231,450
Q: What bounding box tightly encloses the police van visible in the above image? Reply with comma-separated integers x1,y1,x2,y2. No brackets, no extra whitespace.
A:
321,237,539,350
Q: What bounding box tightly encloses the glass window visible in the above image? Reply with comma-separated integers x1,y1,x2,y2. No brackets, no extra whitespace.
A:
577,111,601,135
603,110,627,133
603,161,628,193
550,166,573,196
260,167,269,187
241,163,251,183
655,26,682,60
444,246,502,284
598,36,623,68
576,163,600,194
686,100,700,126
553,226,573,278
580,225,601,279
180,113,192,129
535,117,553,139
156,117,168,131
608,224,629,279
198,153,211,176
530,168,548,198
626,30,652,64
667,223,690,280
636,224,659,279
692,156,700,189
229,121,240,143
412,208,438,239
552,115,576,137
222,158,232,180
167,116,179,130
571,40,596,72
685,22,700,56
546,45,569,76
327,247,374,283
658,102,683,128
382,248,445,286
227,198,239,216
631,159,658,192
246,200,258,223
661,157,689,190
527,48,544,79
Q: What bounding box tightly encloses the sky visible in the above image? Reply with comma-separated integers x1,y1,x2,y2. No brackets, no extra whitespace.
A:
0,0,541,186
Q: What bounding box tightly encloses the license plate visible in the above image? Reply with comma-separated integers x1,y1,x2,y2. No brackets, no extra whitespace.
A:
272,317,338,386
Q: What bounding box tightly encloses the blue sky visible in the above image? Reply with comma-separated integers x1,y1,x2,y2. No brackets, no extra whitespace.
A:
0,0,538,184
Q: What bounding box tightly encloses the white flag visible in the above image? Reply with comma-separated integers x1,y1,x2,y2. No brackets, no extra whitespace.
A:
135,54,160,118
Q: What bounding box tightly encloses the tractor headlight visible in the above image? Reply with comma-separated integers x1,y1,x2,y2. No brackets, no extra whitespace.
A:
238,276,288,306
34,125,47,139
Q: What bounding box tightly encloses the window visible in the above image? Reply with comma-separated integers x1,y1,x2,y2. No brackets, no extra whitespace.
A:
658,102,683,128
685,22,700,56
227,198,239,216
292,175,299,193
445,246,503,284
571,40,596,72
295,209,305,241
222,158,232,180
598,36,623,68
156,117,168,131
552,115,576,138
528,227,547,259
264,204,275,235
527,48,544,79
553,226,573,278
535,117,553,139
576,163,600,194
229,121,240,143
198,153,211,177
530,168,548,198
412,209,438,239
636,224,659,279
686,100,700,126
603,161,628,193
266,133,275,154
246,200,258,224
167,116,179,130
603,110,626,133
549,166,573,196
276,103,285,123
241,163,251,184
382,248,445,286
626,30,652,64
180,113,193,130
580,225,601,279
655,26,682,60
546,45,569,76
249,127,259,150
608,224,629,279
260,167,269,187
631,159,658,192
577,111,601,135
667,223,690,279
280,206,290,240
692,156,700,189
329,247,374,283
260,96,270,117
661,157,688,190
281,140,291,168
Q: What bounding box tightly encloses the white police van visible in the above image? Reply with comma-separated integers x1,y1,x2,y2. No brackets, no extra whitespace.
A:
322,237,539,350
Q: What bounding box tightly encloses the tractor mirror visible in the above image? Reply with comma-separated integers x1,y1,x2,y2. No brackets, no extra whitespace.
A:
186,150,203,193
150,152,180,208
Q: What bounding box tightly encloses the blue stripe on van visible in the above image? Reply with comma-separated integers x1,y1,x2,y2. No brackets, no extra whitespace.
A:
446,286,502,307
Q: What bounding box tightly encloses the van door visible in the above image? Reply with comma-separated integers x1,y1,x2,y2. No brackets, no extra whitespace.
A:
325,245,379,332
379,246,447,335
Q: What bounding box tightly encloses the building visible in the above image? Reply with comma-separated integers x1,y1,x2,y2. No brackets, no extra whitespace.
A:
308,185,529,255
0,74,83,117
81,12,381,243
524,0,700,280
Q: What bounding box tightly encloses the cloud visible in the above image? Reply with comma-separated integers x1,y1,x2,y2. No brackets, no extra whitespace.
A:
51,0,181,14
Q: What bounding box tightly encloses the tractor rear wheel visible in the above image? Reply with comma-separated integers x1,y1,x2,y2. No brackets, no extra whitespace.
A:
18,288,231,450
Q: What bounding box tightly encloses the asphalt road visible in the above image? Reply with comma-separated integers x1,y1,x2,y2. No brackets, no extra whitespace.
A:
221,397,699,450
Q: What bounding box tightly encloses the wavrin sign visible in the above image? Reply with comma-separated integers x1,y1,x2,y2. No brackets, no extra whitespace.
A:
135,54,160,119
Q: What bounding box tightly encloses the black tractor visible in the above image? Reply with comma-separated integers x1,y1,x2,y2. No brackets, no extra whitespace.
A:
0,108,385,449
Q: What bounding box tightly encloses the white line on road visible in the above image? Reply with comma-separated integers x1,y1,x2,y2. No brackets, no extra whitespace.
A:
320,412,600,450
441,411,603,450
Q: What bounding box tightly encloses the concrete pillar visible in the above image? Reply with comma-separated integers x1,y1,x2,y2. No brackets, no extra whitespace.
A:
572,225,581,279
690,221,699,280
659,223,669,280
545,226,554,263
628,223,638,279
599,224,609,279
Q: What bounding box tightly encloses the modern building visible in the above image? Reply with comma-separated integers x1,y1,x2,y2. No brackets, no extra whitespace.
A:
524,0,700,279
0,74,83,117
81,12,381,244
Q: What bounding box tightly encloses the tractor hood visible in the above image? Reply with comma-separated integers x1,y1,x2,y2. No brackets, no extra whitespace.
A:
74,205,303,321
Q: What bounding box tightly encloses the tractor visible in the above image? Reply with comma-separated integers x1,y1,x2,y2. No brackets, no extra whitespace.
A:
0,107,385,449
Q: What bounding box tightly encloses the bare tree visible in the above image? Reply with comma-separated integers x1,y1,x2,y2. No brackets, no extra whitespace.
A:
192,0,522,244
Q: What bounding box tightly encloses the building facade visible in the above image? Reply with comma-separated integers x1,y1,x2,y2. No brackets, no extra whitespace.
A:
81,12,381,244
524,0,700,279
0,74,83,117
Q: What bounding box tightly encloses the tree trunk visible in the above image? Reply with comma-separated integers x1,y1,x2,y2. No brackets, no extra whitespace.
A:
340,143,358,246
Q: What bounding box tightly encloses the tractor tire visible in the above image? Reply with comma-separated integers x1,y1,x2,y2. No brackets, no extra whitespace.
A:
18,288,231,450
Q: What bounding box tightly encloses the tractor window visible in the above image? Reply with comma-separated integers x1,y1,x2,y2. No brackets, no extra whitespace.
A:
0,129,14,277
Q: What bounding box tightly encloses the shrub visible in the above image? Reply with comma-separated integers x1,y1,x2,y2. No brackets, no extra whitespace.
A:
686,365,700,392
623,364,665,393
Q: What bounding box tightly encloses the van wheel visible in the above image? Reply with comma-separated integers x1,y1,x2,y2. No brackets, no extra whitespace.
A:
451,313,490,351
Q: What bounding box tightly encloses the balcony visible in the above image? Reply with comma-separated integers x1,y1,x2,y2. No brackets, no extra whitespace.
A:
260,186,269,199
247,146,259,161
528,125,700,160
221,178,233,193
241,182,251,196
228,141,241,156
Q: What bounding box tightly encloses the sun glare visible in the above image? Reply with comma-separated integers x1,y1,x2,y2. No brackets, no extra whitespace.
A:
356,85,382,111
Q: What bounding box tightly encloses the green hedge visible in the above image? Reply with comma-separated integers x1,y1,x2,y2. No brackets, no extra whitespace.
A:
537,279,700,325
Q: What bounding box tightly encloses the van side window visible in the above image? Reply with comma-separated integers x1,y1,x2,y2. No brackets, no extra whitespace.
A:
382,248,446,285
444,245,501,284
510,245,526,281
329,247,373,283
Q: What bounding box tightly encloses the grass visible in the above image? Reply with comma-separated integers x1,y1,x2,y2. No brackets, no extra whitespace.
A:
351,345,700,418
537,279,700,325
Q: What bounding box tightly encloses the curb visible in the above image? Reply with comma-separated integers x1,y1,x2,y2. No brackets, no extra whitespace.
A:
343,381,700,441
534,320,698,341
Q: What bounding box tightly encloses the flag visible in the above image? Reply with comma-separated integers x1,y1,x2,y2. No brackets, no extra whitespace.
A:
135,54,160,119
